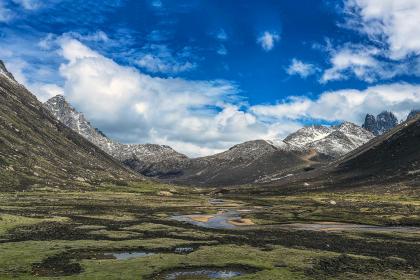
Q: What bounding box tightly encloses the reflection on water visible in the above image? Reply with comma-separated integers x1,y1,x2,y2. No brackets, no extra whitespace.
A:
171,211,241,229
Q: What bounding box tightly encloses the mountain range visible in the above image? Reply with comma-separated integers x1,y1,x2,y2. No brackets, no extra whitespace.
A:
260,112,420,193
1,59,420,190
44,94,375,186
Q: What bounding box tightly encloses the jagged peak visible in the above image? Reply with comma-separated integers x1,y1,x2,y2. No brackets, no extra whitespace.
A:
407,109,420,121
47,94,66,102
0,60,17,82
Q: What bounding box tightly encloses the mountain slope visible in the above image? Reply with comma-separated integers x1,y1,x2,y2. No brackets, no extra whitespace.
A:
0,62,139,190
168,140,329,186
44,95,189,177
335,114,420,183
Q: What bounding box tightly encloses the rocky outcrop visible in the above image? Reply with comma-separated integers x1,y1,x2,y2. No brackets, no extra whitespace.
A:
362,111,398,135
407,110,420,121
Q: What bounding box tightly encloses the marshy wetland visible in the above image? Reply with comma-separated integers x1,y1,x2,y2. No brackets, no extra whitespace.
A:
0,181,419,279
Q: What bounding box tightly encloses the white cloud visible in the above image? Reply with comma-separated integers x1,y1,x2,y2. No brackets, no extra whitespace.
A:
344,0,420,60
252,83,420,124
136,45,197,74
216,29,228,41
217,45,228,56
55,38,295,156
320,0,420,83
321,46,381,83
320,44,420,83
287,59,318,78
29,83,64,102
257,31,280,51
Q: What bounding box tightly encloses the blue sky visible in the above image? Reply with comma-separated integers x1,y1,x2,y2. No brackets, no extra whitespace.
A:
1,0,420,156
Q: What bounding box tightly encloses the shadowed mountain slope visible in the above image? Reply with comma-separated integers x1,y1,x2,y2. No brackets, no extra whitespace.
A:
0,61,139,190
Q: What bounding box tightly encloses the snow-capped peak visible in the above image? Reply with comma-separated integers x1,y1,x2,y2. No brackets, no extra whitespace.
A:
281,122,374,158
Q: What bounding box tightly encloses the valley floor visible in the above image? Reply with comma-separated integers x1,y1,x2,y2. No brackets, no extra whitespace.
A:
0,181,419,280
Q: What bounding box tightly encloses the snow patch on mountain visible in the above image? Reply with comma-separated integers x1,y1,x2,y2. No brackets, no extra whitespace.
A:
280,122,374,158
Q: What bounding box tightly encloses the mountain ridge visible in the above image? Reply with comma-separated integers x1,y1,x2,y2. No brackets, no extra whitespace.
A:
44,95,189,177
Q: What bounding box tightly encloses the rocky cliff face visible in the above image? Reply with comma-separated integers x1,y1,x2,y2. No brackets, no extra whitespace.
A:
44,95,189,177
362,111,399,135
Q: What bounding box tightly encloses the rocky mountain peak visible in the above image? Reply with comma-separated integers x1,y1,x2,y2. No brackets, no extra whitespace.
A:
362,111,398,135
283,121,374,158
407,109,420,121
284,125,332,147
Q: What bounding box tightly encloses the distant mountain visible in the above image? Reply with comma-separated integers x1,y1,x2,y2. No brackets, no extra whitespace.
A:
0,61,138,190
362,111,399,135
260,113,420,192
45,95,374,186
44,95,189,177
169,139,327,186
170,122,373,186
284,122,375,158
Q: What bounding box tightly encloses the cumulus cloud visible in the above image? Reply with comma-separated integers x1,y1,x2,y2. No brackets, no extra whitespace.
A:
344,0,420,60
287,59,318,78
252,83,420,123
257,31,280,51
321,46,381,83
58,40,420,156
55,38,295,156
29,83,64,102
320,43,420,83
320,0,420,83
6,33,420,157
